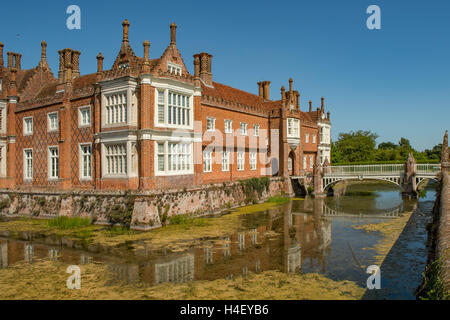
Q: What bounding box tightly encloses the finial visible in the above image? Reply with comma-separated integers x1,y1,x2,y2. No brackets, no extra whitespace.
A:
170,22,177,46
122,19,130,43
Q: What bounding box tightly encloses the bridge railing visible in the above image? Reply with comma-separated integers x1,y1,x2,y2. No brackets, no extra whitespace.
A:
416,163,441,174
327,164,404,176
326,163,441,177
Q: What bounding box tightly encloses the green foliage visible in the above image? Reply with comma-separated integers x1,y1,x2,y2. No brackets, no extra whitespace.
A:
419,258,449,300
332,130,446,165
239,177,270,204
0,198,10,210
333,130,379,163
47,216,92,229
307,186,314,194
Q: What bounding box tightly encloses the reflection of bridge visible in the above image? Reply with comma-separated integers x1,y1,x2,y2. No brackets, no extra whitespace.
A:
321,201,405,219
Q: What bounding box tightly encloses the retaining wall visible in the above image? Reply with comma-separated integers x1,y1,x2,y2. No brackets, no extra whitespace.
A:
0,177,285,231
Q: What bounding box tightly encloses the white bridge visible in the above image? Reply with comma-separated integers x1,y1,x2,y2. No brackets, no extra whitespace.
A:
322,163,441,190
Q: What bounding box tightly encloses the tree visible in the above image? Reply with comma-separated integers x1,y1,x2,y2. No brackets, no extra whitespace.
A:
334,130,379,162
378,142,397,150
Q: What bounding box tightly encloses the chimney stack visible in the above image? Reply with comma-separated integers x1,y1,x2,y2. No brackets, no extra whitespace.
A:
263,81,270,100
58,48,80,82
96,53,104,73
257,82,264,97
289,78,293,93
39,41,49,68
170,22,177,46
9,68,17,96
327,111,330,120
197,52,213,86
321,97,325,113
7,52,21,70
295,91,300,109
122,19,130,43
143,40,150,62
0,42,3,67
309,100,312,112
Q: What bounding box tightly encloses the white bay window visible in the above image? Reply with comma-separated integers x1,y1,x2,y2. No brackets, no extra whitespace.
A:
287,118,300,138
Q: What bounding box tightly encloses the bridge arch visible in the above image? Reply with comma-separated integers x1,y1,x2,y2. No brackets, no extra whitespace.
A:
323,176,403,192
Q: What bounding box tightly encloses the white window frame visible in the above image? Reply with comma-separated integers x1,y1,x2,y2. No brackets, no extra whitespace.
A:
78,106,91,127
23,149,33,181
104,143,128,177
309,155,314,169
312,135,316,144
48,146,59,180
303,156,307,170
203,150,212,173
0,102,6,134
253,124,260,137
240,122,248,135
305,133,310,143
224,120,233,134
206,117,216,131
287,118,300,138
288,157,292,171
167,62,182,76
237,151,245,171
47,112,58,132
154,88,194,130
250,152,257,170
222,150,230,172
23,117,33,136
79,143,92,180
157,90,165,124
154,141,194,176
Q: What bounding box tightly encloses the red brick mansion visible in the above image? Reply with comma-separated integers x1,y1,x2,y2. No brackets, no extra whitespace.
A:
0,20,331,192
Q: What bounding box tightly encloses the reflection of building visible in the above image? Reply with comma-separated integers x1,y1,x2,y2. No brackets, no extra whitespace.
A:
0,241,7,268
0,200,334,285
154,254,194,284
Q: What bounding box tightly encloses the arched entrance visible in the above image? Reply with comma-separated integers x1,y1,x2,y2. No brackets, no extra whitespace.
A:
288,151,295,176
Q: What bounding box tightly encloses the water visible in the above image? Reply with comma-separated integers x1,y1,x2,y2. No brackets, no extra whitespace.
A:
0,181,437,299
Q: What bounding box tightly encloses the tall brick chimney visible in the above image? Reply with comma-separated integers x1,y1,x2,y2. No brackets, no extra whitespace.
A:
170,22,177,47
58,48,80,82
197,52,213,86
309,100,312,112
257,81,270,100
321,97,325,113
0,42,3,67
122,19,130,43
96,53,104,73
7,52,21,70
257,82,264,97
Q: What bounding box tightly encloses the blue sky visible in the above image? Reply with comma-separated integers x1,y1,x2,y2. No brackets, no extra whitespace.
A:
1,0,448,150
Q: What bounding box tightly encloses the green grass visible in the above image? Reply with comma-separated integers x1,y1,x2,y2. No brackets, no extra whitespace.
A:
266,196,291,204
168,215,209,227
47,216,92,230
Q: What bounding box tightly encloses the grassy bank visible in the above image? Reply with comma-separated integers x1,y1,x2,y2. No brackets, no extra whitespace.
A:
0,258,365,300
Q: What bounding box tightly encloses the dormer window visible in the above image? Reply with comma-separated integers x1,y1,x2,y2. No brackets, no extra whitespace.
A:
167,62,182,76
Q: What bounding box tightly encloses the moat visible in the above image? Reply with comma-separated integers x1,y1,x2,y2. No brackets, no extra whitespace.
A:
0,181,437,300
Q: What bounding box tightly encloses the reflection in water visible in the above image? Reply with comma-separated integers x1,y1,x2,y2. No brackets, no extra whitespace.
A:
0,182,435,296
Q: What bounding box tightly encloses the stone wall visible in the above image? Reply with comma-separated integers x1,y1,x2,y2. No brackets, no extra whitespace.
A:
0,177,284,231
437,170,450,295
